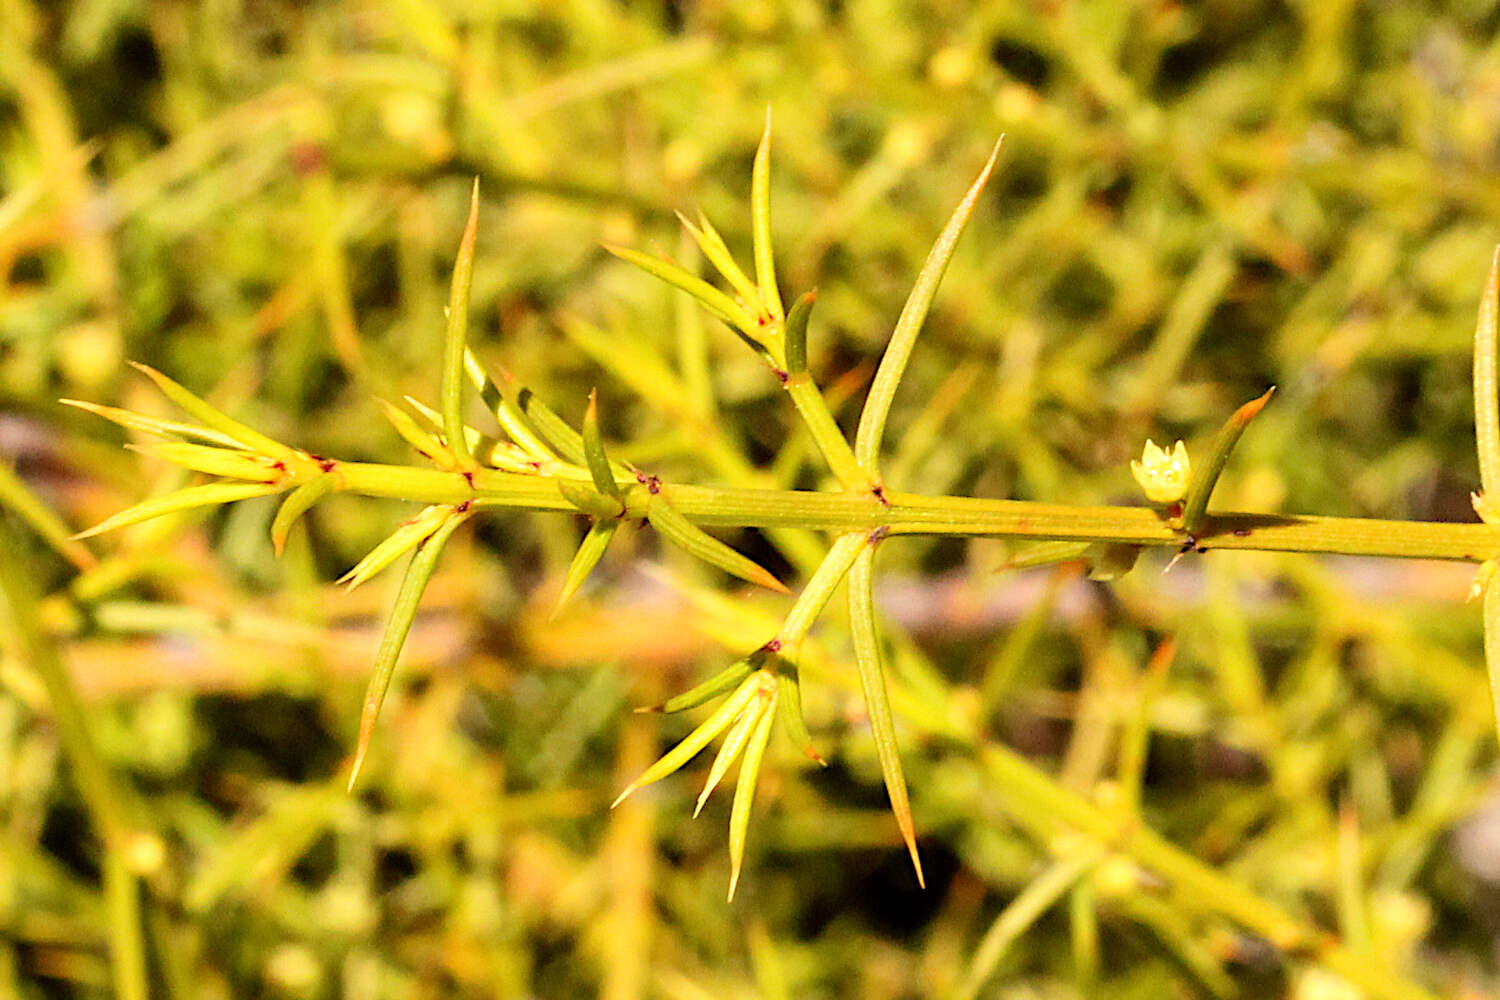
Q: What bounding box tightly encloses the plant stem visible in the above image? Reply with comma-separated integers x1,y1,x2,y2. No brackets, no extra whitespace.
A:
318,461,1500,563
780,374,868,490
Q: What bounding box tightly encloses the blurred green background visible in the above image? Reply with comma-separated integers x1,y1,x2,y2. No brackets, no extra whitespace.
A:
6,0,1500,996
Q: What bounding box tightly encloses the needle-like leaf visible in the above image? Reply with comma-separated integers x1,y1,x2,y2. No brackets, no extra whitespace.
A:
0,462,96,570
127,362,296,461
640,658,754,714
782,290,815,376
647,497,789,594
553,518,618,614
442,180,480,471
131,442,287,482
727,685,778,902
854,139,1002,478
612,671,763,807
678,210,762,319
270,475,336,556
774,661,825,765
696,684,771,817
751,111,783,322
463,350,560,465
348,505,471,789
849,542,924,887
1179,387,1276,534
377,399,454,466
74,481,287,539
582,390,622,498
605,244,756,334
339,504,452,590
60,398,247,449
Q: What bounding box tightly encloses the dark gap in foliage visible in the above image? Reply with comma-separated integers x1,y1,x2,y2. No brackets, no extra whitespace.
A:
852,839,959,938
658,0,688,35
1094,171,1134,217
60,27,165,144
10,253,45,284
39,799,101,881
290,830,336,888
508,15,571,60
917,534,967,577
354,242,402,316
193,692,342,784
827,107,884,166
988,38,1050,89
736,527,797,601
1045,256,1114,323
376,846,420,893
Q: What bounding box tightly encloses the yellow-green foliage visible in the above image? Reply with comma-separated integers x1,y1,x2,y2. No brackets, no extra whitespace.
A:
7,2,1500,999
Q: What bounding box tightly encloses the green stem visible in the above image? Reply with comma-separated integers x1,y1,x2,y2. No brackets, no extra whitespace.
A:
317,461,1500,562
781,375,868,490
777,532,866,652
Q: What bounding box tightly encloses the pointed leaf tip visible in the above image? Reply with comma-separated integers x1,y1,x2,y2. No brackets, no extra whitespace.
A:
552,518,618,616
848,546,925,887
581,389,620,498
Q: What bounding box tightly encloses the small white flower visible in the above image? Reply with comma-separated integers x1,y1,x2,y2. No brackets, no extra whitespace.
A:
1131,440,1191,504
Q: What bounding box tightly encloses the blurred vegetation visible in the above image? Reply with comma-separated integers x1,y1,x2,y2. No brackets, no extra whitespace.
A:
5,0,1500,997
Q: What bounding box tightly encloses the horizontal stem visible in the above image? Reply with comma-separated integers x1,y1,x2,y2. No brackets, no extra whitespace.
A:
324,461,1500,563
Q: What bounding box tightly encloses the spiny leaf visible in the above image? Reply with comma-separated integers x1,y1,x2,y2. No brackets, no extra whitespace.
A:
998,539,1092,571
1179,386,1276,533
377,399,454,467
339,505,452,590
557,480,627,520
127,362,295,461
468,356,597,470
348,505,471,790
74,481,287,539
695,683,771,817
774,660,825,765
582,390,621,498
727,685,778,902
854,138,1002,475
605,244,755,333
399,394,528,472
554,518,618,615
442,179,480,470
751,110,783,323
60,398,248,449
640,658,754,715
1083,542,1141,581
131,442,287,482
678,209,761,318
463,350,560,464
646,496,788,594
612,671,762,807
783,290,816,376
270,476,336,556
849,543,924,888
